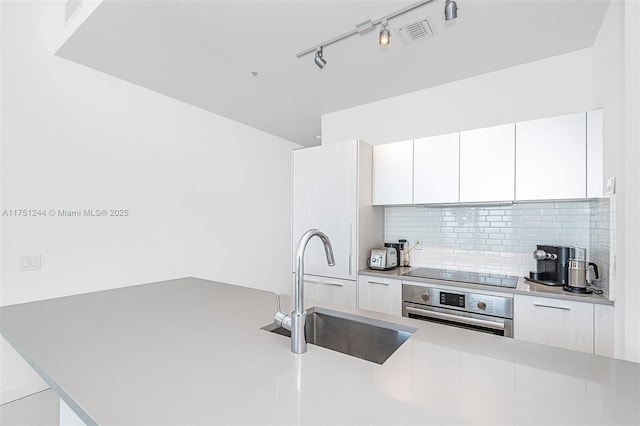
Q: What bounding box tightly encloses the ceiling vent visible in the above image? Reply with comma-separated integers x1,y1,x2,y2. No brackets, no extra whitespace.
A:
396,17,435,45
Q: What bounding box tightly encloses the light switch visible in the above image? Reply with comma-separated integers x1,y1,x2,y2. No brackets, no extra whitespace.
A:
19,254,41,272
20,257,31,270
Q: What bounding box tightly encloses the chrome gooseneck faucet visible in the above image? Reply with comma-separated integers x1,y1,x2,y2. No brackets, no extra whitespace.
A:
274,229,335,354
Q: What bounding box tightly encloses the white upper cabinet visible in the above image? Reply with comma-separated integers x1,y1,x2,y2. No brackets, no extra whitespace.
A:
369,110,602,205
460,124,515,202
515,112,587,200
414,133,460,204
587,109,604,198
372,140,413,205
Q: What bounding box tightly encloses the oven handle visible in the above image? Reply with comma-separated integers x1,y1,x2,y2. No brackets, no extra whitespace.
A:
405,306,505,331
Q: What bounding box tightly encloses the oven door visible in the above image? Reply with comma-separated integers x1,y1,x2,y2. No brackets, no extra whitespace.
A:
403,302,513,337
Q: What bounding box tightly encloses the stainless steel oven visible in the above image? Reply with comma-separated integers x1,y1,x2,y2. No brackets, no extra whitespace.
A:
402,283,514,337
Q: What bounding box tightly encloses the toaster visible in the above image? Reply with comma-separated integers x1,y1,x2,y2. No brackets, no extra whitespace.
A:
369,248,398,270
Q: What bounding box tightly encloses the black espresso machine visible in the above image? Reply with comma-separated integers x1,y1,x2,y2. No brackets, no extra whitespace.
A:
528,245,574,286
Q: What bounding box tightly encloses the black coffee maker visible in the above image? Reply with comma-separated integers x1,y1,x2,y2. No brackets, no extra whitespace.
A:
529,245,574,286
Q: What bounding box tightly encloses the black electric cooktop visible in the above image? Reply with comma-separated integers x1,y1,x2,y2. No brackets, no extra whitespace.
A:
402,267,519,289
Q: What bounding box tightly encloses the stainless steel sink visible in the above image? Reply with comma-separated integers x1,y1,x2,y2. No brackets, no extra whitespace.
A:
262,307,416,364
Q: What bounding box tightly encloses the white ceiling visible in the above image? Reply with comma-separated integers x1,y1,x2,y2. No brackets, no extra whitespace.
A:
56,0,610,146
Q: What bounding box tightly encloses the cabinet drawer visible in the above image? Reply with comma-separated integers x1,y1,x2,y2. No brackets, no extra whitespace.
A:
357,275,402,316
303,276,357,308
514,294,593,353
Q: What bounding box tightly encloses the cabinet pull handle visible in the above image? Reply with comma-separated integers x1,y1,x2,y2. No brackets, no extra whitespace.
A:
368,280,389,286
405,306,505,331
305,277,343,287
533,303,570,311
348,222,353,276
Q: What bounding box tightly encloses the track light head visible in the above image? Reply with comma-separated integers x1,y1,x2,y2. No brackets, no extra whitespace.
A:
314,47,326,69
379,24,391,46
445,0,458,21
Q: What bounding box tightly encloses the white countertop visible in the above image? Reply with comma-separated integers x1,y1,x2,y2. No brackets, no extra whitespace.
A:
1,277,636,425
360,267,614,305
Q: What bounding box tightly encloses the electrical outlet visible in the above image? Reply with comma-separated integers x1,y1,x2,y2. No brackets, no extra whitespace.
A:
414,238,423,250
605,177,616,195
19,254,41,272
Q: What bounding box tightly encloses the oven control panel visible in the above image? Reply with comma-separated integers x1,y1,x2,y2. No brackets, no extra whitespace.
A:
402,283,513,318
440,292,465,308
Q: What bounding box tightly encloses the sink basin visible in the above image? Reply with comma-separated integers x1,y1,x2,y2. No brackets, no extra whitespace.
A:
262,307,416,364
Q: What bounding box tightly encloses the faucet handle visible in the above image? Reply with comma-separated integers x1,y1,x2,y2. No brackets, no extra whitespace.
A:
274,294,292,331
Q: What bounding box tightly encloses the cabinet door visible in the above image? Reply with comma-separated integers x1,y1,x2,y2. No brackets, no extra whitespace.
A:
515,112,587,200
460,124,515,202
514,294,594,353
413,133,459,203
594,304,614,357
587,109,604,198
372,140,413,205
357,275,402,316
292,141,357,279
303,275,357,308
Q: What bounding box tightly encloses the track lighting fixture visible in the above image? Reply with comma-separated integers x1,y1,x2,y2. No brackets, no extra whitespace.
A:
314,47,326,69
297,0,460,68
444,0,458,21
379,22,391,46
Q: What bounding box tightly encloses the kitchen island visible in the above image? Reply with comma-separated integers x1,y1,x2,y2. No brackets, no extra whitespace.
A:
1,277,638,425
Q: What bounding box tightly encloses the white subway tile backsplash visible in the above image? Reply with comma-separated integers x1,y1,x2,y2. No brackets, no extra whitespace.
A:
385,199,611,295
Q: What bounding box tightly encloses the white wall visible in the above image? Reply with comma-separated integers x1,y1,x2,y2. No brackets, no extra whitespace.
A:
0,1,300,404
622,0,640,364
592,0,640,363
322,48,595,145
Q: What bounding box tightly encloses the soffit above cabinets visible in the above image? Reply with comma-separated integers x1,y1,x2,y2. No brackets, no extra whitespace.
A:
57,0,610,146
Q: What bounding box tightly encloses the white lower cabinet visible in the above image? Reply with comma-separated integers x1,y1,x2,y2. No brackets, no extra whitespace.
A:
303,275,357,308
594,304,614,357
357,275,402,316
514,294,594,353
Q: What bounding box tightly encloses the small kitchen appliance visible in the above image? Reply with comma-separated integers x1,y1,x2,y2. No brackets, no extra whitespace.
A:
384,242,403,267
402,283,514,337
368,248,398,271
528,245,574,286
400,268,517,336
564,247,599,293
